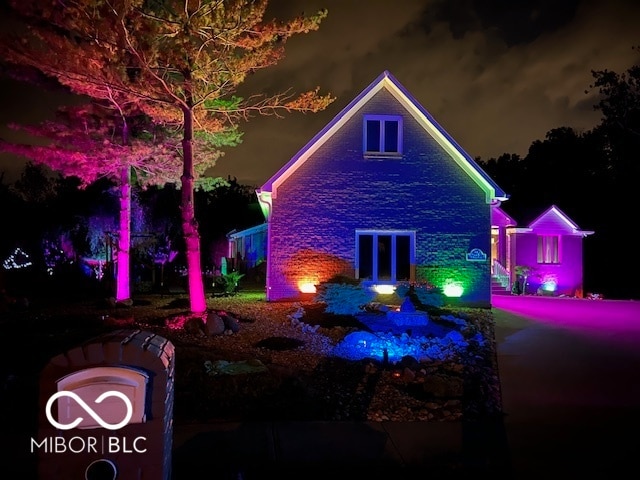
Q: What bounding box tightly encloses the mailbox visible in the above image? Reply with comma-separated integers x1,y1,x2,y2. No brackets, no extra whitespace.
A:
36,329,175,480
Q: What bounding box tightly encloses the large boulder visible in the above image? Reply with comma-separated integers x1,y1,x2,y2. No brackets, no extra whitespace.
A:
422,374,464,398
184,317,205,336
221,312,241,333
205,312,226,336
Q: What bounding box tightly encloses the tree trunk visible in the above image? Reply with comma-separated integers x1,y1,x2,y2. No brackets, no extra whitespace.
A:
182,106,207,313
115,164,132,302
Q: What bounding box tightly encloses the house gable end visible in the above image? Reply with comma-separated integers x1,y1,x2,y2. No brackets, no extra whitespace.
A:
528,205,594,236
491,205,517,227
383,74,507,204
257,70,508,212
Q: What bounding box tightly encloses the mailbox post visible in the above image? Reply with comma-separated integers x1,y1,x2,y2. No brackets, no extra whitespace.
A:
36,329,175,480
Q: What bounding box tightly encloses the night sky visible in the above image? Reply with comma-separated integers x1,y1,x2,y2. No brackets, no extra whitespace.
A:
1,0,639,186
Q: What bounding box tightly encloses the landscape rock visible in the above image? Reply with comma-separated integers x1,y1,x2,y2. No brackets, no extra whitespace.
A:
222,313,241,333
205,311,226,336
422,374,464,398
116,298,134,308
401,367,416,382
398,355,420,370
184,317,205,336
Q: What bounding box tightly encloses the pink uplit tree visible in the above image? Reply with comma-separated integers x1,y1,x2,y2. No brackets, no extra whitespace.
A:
1,103,232,303
1,0,334,313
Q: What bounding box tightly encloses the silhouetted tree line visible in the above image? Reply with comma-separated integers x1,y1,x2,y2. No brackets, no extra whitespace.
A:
2,56,639,300
479,56,640,299
0,168,263,299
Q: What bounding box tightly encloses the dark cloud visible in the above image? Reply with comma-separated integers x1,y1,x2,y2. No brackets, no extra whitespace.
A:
1,0,639,187
424,0,582,45
210,0,640,187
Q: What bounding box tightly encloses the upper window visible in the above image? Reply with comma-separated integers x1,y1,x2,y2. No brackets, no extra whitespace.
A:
537,235,560,264
363,115,402,156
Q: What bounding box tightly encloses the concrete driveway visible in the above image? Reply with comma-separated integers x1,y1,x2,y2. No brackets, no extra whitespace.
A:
493,294,640,340
492,294,640,478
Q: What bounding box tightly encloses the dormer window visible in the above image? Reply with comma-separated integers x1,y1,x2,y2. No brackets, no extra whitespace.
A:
364,115,402,156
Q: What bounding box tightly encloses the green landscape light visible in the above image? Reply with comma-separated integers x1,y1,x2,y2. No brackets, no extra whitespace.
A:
443,283,464,297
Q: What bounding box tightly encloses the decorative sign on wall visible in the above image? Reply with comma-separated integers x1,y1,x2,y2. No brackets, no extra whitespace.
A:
466,248,487,262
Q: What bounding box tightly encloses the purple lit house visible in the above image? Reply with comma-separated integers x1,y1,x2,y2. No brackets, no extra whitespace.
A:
253,70,508,307
230,71,592,305
491,204,594,297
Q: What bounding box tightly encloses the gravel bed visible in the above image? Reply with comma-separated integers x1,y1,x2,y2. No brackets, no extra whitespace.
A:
136,294,504,424
0,292,504,426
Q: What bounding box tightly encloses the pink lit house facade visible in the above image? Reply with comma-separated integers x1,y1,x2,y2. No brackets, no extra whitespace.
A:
491,204,594,297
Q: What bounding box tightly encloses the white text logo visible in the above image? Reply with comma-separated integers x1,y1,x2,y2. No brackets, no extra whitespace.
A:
45,391,133,431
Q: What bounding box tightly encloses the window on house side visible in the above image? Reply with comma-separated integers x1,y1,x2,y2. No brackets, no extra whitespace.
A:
364,115,402,156
356,231,414,282
537,235,560,264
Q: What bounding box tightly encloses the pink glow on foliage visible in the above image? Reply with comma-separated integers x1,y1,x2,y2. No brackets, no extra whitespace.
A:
166,310,234,330
165,315,189,330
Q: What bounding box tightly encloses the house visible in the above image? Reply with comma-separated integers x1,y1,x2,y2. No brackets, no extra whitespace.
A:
223,222,267,274
232,71,594,304
253,70,509,307
491,204,594,297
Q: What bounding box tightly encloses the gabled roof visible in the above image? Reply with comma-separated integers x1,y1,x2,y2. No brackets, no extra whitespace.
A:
528,205,594,236
257,70,508,205
227,222,267,240
491,205,518,227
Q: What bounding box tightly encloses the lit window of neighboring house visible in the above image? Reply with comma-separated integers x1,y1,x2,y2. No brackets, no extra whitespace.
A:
537,235,560,264
363,115,402,156
356,230,415,282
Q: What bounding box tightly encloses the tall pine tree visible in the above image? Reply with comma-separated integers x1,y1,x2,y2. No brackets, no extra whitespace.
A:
1,0,334,313
1,100,234,302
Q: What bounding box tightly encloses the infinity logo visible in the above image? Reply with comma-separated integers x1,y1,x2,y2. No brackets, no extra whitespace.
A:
45,391,133,431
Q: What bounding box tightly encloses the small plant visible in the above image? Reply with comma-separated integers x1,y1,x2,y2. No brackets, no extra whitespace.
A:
513,265,536,295
223,271,244,291
212,271,245,296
